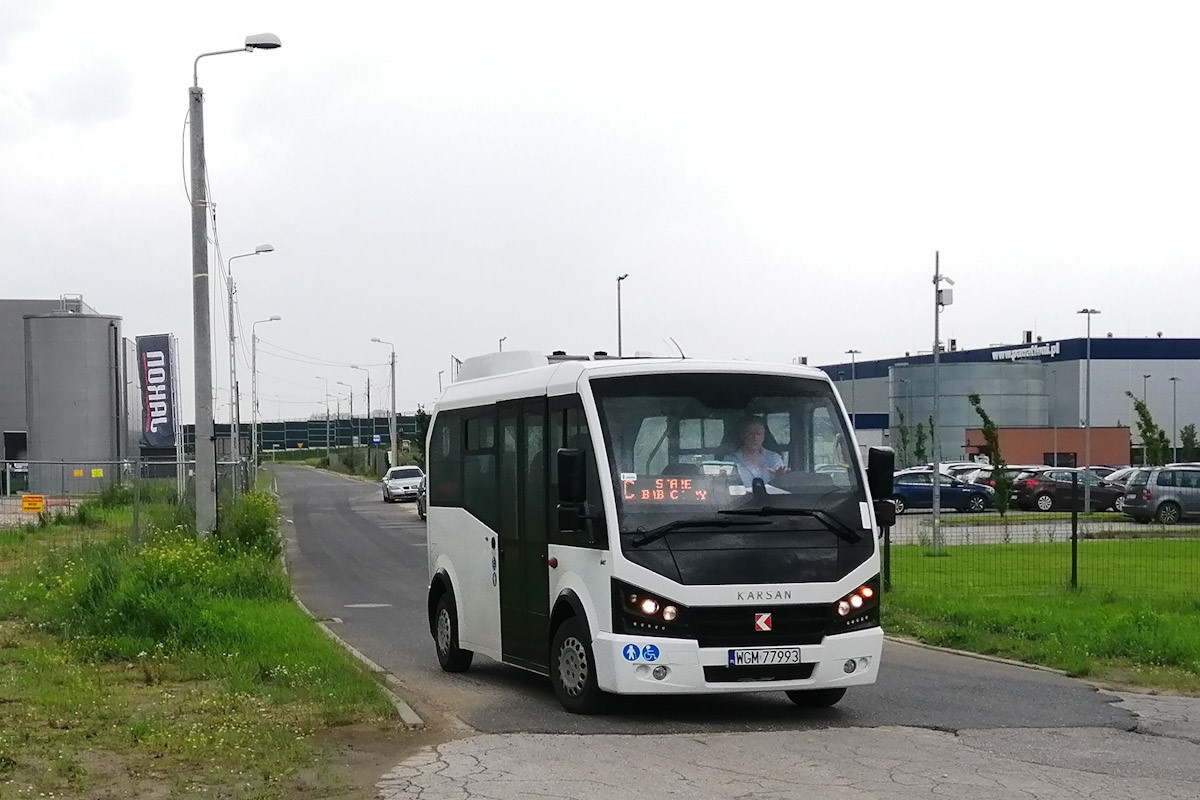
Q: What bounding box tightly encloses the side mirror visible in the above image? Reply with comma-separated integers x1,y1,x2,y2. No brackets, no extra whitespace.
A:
874,499,897,527
557,448,586,504
866,447,895,501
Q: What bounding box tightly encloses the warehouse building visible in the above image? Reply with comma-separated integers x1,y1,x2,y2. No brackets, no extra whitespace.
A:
820,334,1200,467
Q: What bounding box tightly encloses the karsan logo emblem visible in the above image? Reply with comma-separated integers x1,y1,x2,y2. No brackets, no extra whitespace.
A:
754,612,772,632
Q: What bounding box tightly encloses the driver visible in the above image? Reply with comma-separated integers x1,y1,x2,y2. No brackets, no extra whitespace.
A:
727,415,787,487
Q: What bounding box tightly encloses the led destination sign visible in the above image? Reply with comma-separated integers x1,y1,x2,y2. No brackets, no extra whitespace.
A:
622,476,717,504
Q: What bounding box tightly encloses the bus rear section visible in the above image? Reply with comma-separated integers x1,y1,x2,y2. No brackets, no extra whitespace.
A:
424,355,894,714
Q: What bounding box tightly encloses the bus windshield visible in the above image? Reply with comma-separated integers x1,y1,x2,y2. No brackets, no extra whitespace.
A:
591,372,867,550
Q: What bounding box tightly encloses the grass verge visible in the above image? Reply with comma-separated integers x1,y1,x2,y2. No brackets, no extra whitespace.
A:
0,488,397,798
885,538,1200,692
934,511,1127,527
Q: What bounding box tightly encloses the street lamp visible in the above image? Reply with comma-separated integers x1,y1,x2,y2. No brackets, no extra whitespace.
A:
1142,374,1152,465
1170,376,1181,462
227,244,274,470
315,375,330,452
931,252,955,552
250,315,281,475
371,338,398,468
1049,369,1058,466
616,274,629,357
1078,308,1100,510
845,349,861,429
499,336,507,352
189,32,282,534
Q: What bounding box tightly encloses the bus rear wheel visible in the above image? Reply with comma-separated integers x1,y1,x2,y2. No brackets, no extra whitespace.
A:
434,593,473,673
551,617,610,715
785,688,846,708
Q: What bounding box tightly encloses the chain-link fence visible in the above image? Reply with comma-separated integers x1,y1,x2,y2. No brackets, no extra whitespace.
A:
1,458,255,565
881,474,1200,598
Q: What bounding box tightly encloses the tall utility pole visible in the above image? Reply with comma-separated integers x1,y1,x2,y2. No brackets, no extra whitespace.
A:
189,33,281,534
251,315,281,476
337,380,353,461
316,375,330,452
844,349,861,429
498,337,507,352
1142,374,1151,465
1078,308,1100,511
616,273,629,357
1049,369,1058,466
1171,376,1180,462
352,365,369,448
931,252,955,553
226,245,274,478
372,338,398,467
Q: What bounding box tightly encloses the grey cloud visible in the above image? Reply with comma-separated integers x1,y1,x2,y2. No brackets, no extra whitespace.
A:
34,59,131,126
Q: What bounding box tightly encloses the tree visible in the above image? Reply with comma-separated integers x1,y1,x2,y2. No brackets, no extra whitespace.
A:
1126,390,1170,465
1180,423,1198,462
968,393,1012,515
894,406,912,468
913,422,928,464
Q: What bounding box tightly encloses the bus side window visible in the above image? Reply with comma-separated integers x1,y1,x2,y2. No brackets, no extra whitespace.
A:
549,400,607,548
429,411,462,506
463,413,498,528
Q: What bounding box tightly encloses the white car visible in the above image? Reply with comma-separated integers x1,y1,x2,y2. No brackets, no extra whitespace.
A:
382,466,425,503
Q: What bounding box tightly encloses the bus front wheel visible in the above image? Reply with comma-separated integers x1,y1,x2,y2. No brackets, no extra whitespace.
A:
551,617,610,715
434,593,473,673
785,687,846,709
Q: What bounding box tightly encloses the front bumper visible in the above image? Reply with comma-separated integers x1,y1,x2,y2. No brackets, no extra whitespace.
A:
386,485,421,499
593,626,883,695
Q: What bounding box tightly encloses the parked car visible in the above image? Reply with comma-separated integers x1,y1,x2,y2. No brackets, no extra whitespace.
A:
416,476,427,520
1121,466,1200,524
382,465,425,503
1009,468,1125,512
1099,466,1138,489
890,472,994,514
975,464,1049,488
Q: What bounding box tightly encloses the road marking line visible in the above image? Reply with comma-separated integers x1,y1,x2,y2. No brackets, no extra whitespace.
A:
344,603,394,608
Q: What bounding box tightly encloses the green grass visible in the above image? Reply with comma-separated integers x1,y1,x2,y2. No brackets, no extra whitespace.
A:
885,539,1200,691
0,491,397,798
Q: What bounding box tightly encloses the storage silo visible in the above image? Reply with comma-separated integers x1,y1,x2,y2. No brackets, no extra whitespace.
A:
24,303,126,495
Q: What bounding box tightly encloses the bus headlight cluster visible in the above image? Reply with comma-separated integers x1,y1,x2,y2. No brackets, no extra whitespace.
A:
836,583,875,617
629,594,678,622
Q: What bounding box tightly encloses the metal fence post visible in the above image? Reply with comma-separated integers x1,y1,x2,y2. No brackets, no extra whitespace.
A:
882,524,892,591
132,454,142,545
1071,472,1079,589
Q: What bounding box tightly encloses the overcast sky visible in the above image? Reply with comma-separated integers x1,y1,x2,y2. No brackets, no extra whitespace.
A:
4,1,1199,421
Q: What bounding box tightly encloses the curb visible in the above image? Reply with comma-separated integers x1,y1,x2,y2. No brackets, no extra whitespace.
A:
268,467,425,730
885,634,1069,676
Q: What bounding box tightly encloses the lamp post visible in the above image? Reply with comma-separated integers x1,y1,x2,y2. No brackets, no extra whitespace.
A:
189,32,282,534
1049,369,1058,466
1142,374,1152,465
499,336,507,352
316,375,330,452
351,365,370,449
250,315,281,476
1170,376,1180,462
616,274,629,357
371,338,398,468
1078,308,1100,510
226,244,274,471
931,252,955,552
845,349,861,429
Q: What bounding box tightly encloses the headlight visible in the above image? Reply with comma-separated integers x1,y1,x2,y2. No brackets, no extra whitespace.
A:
828,576,880,634
613,580,689,638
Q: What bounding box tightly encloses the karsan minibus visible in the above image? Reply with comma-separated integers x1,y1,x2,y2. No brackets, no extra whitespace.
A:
424,350,895,714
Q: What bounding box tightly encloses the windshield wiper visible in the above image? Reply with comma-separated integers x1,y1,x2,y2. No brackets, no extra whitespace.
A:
718,506,863,543
626,517,761,549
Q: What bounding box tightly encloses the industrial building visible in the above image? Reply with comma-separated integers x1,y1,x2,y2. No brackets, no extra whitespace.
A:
820,334,1200,467
1,295,143,493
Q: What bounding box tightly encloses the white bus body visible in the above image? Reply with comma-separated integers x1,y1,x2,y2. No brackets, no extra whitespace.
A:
425,352,890,713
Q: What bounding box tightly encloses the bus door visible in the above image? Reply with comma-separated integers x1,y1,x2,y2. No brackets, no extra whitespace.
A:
497,398,551,671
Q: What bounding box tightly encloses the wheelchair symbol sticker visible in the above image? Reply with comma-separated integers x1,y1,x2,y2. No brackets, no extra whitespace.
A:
642,644,660,662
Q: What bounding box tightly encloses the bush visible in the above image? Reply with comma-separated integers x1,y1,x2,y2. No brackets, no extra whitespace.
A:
217,491,281,558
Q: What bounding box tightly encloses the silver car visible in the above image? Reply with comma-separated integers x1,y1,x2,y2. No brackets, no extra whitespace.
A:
382,465,425,503
1122,466,1200,524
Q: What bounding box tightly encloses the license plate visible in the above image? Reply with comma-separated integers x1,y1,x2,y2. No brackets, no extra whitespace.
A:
1126,493,1137,499
728,647,801,666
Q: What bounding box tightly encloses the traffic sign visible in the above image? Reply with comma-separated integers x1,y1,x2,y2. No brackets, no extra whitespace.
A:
372,434,382,445
20,495,45,513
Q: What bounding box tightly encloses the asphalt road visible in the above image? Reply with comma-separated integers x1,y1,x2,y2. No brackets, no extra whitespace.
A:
278,465,1135,736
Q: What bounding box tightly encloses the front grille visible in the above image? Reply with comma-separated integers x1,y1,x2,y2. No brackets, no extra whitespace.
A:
704,663,815,683
690,604,828,648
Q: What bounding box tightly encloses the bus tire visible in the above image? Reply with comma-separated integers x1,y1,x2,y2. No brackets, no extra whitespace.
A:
785,687,846,708
433,593,473,673
551,617,610,715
